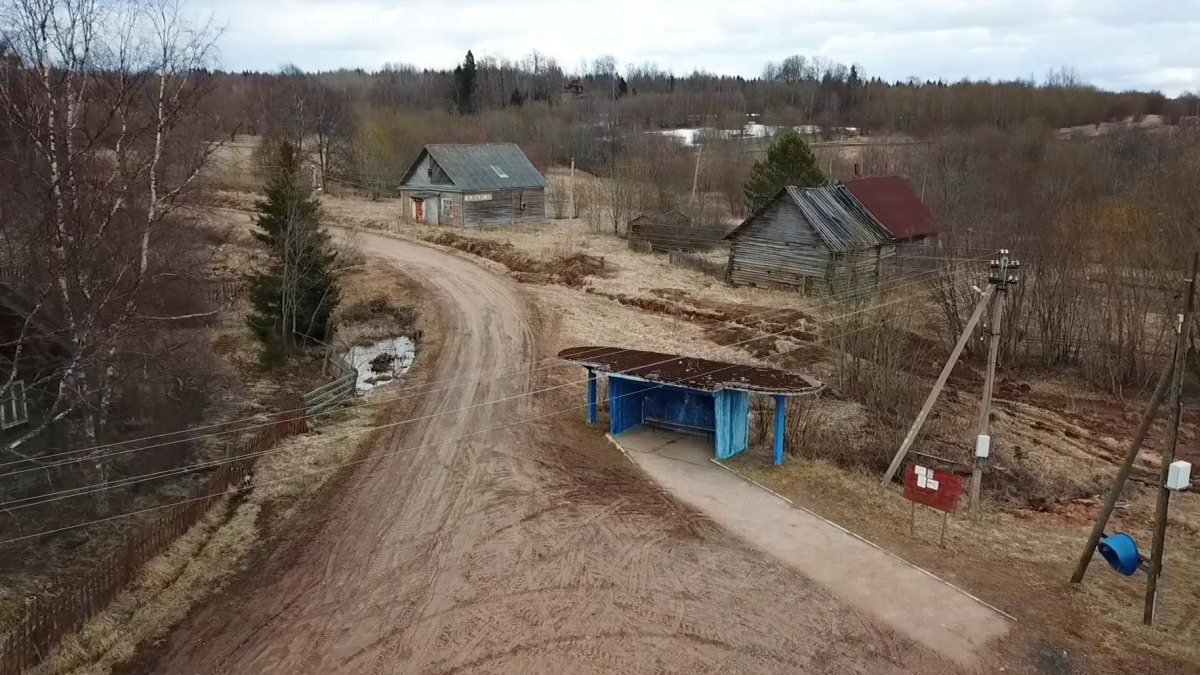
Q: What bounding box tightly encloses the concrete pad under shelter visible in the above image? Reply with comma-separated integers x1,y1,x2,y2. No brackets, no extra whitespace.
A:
613,425,1012,668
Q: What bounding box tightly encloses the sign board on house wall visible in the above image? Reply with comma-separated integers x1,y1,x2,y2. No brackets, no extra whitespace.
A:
904,464,964,513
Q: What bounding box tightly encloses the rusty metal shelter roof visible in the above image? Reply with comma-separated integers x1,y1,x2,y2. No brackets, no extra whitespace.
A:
558,346,824,396
844,176,939,241
725,184,893,253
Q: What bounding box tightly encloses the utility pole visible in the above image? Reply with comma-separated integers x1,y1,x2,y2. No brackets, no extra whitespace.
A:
970,251,1019,513
569,157,576,249
882,283,995,485
1143,252,1198,625
1070,355,1175,583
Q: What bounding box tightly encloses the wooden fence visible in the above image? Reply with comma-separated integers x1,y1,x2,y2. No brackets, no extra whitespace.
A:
668,249,728,281
0,400,308,673
0,266,30,286
199,279,247,304
308,331,359,417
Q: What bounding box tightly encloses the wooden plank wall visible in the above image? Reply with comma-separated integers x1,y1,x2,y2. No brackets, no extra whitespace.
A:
462,189,545,227
729,199,831,290
729,197,893,295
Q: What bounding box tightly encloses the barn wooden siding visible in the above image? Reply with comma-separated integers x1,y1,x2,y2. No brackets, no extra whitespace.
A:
727,185,895,295
461,189,545,227
403,153,453,188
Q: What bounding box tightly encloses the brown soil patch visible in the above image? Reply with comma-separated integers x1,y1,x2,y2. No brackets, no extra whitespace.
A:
426,231,606,287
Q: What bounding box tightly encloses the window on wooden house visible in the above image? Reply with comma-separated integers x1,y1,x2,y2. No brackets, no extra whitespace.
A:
0,380,29,429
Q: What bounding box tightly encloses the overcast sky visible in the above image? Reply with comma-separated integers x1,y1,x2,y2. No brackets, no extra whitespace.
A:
194,0,1200,95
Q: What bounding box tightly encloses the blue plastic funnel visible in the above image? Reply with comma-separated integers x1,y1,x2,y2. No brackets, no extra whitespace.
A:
1098,533,1140,576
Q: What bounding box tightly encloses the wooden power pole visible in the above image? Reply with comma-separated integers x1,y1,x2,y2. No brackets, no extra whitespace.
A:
882,283,995,485
1143,252,1198,625
691,143,702,207
970,251,1020,512
1070,354,1175,583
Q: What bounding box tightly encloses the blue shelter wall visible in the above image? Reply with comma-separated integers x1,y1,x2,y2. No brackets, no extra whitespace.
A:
607,376,654,435
713,389,750,459
608,376,717,436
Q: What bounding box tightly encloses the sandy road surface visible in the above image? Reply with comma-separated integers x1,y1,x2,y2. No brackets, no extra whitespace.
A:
138,232,960,674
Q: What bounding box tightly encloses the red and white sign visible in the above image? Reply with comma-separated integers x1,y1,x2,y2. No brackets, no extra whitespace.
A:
904,464,964,513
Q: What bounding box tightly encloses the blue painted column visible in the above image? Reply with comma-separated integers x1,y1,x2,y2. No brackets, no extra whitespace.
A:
773,394,787,465
587,368,597,424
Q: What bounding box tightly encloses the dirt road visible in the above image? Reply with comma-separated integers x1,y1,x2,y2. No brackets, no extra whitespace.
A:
139,232,961,674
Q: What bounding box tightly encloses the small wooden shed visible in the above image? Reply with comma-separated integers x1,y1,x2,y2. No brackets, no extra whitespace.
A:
725,184,896,294
628,210,694,249
398,143,546,227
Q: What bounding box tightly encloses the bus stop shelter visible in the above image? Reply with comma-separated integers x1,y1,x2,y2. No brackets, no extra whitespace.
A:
559,346,824,463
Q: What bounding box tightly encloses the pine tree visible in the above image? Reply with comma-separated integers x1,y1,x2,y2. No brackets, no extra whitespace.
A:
742,130,825,212
453,50,477,114
246,142,341,365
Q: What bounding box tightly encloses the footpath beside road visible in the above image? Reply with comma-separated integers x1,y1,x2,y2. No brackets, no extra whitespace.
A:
614,426,1012,668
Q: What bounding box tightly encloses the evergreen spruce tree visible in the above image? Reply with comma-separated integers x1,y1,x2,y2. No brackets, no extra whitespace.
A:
246,142,340,365
453,50,477,114
742,130,825,212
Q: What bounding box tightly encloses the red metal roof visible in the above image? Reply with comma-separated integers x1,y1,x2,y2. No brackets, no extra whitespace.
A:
844,176,939,242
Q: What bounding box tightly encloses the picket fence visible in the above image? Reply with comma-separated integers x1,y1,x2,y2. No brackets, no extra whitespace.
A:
0,400,308,673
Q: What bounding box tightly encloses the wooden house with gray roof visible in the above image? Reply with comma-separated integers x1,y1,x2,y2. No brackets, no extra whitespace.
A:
398,143,546,227
725,184,897,295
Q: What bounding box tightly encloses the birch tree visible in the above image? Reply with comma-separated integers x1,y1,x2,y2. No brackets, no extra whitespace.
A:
0,0,222,513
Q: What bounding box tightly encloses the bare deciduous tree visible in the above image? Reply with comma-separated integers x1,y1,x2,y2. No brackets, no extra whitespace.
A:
0,0,222,513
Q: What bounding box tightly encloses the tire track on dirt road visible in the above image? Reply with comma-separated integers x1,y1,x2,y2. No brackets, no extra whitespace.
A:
135,230,963,674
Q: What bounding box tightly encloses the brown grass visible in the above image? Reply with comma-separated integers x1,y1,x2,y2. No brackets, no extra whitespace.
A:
725,444,1200,672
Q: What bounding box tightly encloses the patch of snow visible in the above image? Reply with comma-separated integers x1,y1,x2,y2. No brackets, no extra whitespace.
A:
651,122,858,147
343,336,416,394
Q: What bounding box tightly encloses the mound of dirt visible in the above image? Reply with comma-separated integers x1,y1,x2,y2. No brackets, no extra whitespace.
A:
426,232,605,287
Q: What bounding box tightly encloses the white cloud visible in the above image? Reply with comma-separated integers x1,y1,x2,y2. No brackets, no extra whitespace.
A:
195,0,1200,94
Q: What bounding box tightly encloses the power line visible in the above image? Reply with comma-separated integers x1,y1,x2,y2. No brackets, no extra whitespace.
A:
0,284,972,522
1,256,987,473
1,268,984,506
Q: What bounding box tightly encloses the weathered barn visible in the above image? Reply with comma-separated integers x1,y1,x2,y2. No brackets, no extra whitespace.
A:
559,346,824,464
844,176,940,261
398,144,546,227
627,210,703,250
725,184,897,294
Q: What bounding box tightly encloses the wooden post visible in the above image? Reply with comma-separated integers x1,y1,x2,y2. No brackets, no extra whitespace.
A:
882,284,995,484
586,368,597,425
772,394,787,465
1070,356,1175,582
1143,252,1197,625
691,143,702,207
970,287,1005,512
